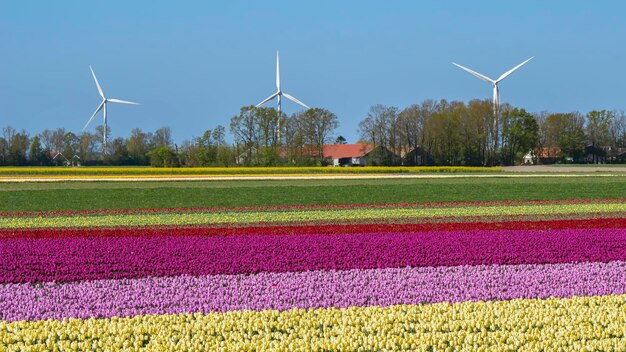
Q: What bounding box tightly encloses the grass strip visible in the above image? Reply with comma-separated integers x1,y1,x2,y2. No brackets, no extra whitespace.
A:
0,177,625,212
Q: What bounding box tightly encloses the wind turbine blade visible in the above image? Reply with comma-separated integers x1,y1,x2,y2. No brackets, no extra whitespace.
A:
89,66,105,99
108,98,141,105
496,57,534,82
256,92,279,107
452,62,494,83
276,51,281,91
283,92,310,109
82,101,105,131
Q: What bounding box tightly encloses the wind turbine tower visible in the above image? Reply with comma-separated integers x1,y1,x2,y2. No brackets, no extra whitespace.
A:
82,66,140,154
256,52,310,141
452,57,533,116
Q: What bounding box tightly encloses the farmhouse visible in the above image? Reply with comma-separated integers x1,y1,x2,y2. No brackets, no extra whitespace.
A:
323,143,374,166
239,143,376,166
523,147,562,165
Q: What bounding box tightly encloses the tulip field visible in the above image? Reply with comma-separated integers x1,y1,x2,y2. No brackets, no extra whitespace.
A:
1,175,626,350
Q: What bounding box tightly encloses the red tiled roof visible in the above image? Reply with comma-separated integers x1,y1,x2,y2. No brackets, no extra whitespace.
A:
534,147,561,158
47,151,62,159
323,144,374,159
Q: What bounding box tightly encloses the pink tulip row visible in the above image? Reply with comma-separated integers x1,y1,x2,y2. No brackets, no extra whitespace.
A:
2,228,625,283
2,260,626,322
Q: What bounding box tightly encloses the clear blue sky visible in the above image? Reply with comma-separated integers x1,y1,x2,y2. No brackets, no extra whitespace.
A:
1,1,624,144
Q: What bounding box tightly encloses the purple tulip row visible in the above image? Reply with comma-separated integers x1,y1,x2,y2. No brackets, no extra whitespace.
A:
2,260,626,322
2,228,626,283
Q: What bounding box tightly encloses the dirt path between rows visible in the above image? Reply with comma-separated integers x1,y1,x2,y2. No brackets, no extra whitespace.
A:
504,166,626,172
0,173,624,182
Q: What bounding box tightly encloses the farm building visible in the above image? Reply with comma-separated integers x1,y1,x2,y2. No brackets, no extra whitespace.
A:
524,147,562,165
322,143,374,166
243,143,377,166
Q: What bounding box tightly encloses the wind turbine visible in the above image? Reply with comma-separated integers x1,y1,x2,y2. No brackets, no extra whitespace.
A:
83,66,140,154
256,51,310,140
452,57,533,115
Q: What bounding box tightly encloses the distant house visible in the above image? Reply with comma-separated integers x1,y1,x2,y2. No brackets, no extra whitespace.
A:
401,147,427,166
583,144,608,164
522,151,534,165
522,147,562,165
323,143,374,166
618,149,626,163
49,151,70,166
264,143,382,166
582,145,626,164
532,146,562,164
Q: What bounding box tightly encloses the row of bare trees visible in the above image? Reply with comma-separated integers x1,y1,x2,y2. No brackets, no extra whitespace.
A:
229,106,338,166
0,126,174,166
0,106,340,167
358,99,626,165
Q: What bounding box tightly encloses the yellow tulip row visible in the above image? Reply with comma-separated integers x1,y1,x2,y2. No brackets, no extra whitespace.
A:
2,295,625,351
1,202,624,229
0,166,502,176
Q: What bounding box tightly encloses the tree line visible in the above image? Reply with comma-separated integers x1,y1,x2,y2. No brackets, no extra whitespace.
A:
0,106,340,167
1,99,625,167
359,100,626,166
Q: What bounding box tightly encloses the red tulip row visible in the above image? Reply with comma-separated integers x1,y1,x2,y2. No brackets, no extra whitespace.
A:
1,217,624,240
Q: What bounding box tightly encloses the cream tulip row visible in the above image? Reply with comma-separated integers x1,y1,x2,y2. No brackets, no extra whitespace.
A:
2,295,626,351
1,202,624,229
